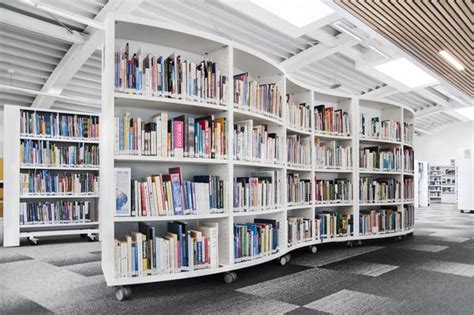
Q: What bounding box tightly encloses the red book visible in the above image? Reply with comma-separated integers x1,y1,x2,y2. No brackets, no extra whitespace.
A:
173,120,184,158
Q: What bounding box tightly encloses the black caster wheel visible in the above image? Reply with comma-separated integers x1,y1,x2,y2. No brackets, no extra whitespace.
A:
87,235,97,242
28,237,38,245
397,236,403,241
346,241,353,248
460,210,465,213
278,254,291,266
115,286,131,301
224,272,237,284
80,233,87,238
309,245,318,254
356,240,363,246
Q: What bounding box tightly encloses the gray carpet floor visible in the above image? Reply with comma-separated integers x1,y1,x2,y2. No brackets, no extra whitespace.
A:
0,204,473,314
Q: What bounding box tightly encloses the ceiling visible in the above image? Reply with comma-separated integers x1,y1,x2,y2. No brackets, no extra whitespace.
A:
335,0,473,98
0,0,472,134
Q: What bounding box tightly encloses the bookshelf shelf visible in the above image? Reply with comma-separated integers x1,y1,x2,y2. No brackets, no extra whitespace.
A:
115,92,227,114
114,213,228,222
359,201,403,206
100,17,415,298
358,228,414,240
4,106,101,247
359,169,402,175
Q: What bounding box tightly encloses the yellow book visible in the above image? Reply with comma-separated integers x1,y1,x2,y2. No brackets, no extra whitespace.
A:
0,157,3,179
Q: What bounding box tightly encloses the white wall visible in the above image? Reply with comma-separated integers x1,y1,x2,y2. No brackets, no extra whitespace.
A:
414,121,474,165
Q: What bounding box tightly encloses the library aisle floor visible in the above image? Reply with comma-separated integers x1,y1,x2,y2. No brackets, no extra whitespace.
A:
1,204,473,314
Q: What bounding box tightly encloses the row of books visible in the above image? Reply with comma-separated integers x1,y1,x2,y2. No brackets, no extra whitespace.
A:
115,112,226,159
288,216,313,246
359,177,401,203
21,140,99,168
315,179,353,203
316,212,354,238
286,99,311,131
115,168,226,217
20,110,99,140
404,178,414,200
234,219,279,262
359,206,414,235
404,148,414,172
233,120,281,164
315,139,352,169
287,173,311,205
19,201,93,225
20,171,99,195
359,147,402,171
404,122,414,144
233,171,281,212
287,135,311,168
115,221,219,278
314,105,350,136
360,115,401,141
115,44,227,104
233,73,282,119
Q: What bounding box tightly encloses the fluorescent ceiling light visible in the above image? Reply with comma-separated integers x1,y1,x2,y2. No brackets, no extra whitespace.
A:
455,107,474,121
439,50,465,71
332,21,362,41
369,45,389,59
374,58,438,88
250,0,335,28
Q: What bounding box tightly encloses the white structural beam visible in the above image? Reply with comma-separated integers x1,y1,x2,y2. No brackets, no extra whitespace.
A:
362,85,397,98
0,9,85,44
31,0,144,109
279,34,359,71
414,127,433,135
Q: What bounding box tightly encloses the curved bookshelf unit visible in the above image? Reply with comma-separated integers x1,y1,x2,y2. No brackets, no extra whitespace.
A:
101,17,415,294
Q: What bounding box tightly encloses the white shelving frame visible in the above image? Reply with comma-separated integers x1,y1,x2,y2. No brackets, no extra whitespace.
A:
441,165,456,203
101,15,415,290
428,165,442,203
3,105,100,247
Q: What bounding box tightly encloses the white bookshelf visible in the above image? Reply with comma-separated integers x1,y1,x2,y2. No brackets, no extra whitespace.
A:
441,165,456,203
3,106,100,247
428,165,442,203
101,17,415,300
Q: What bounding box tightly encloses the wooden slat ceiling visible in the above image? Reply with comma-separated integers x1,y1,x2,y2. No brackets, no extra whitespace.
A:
335,0,473,98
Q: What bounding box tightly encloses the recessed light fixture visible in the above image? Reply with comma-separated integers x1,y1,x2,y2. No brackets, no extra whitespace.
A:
369,45,389,59
250,0,335,28
439,50,465,71
374,57,438,88
332,21,362,41
455,107,474,121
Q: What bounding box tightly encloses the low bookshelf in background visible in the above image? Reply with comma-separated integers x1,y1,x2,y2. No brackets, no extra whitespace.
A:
102,18,415,301
3,106,100,247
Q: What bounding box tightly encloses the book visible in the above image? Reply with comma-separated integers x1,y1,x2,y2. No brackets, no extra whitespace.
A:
359,206,414,235
359,177,401,203
115,168,131,216
286,97,311,131
360,113,401,141
315,139,352,169
314,178,353,203
19,200,92,225
286,135,311,167
287,173,312,205
288,217,314,246
314,105,350,135
233,120,280,164
234,218,279,262
233,171,281,212
20,171,99,196
359,146,401,171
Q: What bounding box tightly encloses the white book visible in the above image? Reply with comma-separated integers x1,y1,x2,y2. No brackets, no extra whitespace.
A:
114,167,131,216
199,223,219,268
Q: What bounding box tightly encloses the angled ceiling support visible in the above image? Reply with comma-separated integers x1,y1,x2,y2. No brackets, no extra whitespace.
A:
31,0,144,109
0,8,85,43
362,85,397,98
279,34,359,72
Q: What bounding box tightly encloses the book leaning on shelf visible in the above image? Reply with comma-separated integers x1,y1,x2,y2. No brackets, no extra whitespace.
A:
115,43,227,105
286,96,311,132
314,178,352,204
360,114,401,141
20,201,92,225
404,148,414,172
233,73,282,119
115,221,219,278
314,105,350,136
21,140,99,167
360,206,414,235
286,135,311,168
20,171,99,196
234,218,279,262
359,146,401,171
115,112,226,159
20,110,99,139
233,120,280,164
359,177,401,203
288,216,314,246
287,173,311,206
315,212,354,239
404,122,414,144
115,167,226,217
233,171,281,212
315,139,352,170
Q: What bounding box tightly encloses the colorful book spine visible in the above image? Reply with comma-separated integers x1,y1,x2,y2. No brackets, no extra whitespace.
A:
314,105,350,135
404,178,414,200
233,73,282,119
359,147,402,171
359,177,401,203
20,171,99,196
19,201,92,225
315,212,354,238
20,110,99,139
286,135,311,168
233,120,280,164
233,171,281,212
288,216,314,246
114,221,219,278
315,139,352,169
314,178,353,203
404,148,414,172
359,206,414,235
20,140,99,167
287,173,311,205
404,122,414,144
234,218,279,262
360,114,401,141
286,98,311,131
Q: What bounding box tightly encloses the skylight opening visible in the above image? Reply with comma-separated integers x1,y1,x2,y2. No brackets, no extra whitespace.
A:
374,58,438,88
